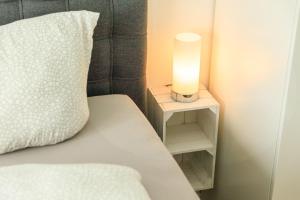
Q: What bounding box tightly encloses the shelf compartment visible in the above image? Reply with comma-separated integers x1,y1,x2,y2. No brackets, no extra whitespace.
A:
174,151,214,191
166,123,214,155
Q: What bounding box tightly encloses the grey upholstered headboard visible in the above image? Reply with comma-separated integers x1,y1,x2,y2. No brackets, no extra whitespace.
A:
0,0,147,112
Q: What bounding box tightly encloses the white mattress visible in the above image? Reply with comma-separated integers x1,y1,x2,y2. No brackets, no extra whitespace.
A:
0,95,199,200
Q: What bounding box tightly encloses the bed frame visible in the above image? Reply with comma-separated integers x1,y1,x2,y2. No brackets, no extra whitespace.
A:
0,0,147,111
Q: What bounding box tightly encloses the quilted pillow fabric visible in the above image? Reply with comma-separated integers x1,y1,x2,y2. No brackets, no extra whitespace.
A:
0,11,99,154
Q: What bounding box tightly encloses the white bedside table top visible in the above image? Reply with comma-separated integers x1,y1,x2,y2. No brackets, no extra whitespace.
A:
148,85,219,113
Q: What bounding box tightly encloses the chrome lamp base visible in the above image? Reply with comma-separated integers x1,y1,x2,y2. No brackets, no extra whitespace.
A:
171,90,199,103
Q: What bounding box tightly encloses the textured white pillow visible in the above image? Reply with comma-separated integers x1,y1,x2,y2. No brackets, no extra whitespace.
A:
0,164,151,200
0,11,99,154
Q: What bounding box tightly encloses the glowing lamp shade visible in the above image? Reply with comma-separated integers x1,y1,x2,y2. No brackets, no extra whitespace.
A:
172,33,202,102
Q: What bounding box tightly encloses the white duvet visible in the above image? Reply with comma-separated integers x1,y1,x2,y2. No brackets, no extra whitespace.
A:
0,164,151,200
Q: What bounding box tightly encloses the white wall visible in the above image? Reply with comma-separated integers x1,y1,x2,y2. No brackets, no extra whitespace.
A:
202,0,300,200
272,6,300,200
147,0,215,88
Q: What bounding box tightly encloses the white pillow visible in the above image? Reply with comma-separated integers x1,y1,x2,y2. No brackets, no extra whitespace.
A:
0,164,150,200
0,11,99,154
0,164,151,200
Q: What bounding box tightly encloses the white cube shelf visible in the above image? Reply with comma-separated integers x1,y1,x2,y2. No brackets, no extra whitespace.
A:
147,85,219,191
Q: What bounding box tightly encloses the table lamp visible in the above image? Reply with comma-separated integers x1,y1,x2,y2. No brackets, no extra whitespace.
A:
171,32,202,103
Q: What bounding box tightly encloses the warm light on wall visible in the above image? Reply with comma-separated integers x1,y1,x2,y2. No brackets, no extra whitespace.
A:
171,33,202,102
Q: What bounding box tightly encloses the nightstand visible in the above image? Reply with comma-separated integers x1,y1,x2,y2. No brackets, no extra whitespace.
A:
147,85,220,191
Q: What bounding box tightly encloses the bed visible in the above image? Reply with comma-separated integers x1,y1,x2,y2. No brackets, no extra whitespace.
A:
0,0,199,199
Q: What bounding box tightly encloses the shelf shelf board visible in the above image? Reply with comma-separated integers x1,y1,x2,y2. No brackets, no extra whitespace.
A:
166,123,214,155
149,86,219,113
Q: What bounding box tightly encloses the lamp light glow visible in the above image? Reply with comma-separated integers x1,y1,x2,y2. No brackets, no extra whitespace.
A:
171,32,202,102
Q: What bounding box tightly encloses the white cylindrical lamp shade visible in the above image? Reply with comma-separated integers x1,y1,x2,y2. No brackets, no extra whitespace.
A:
172,33,202,98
